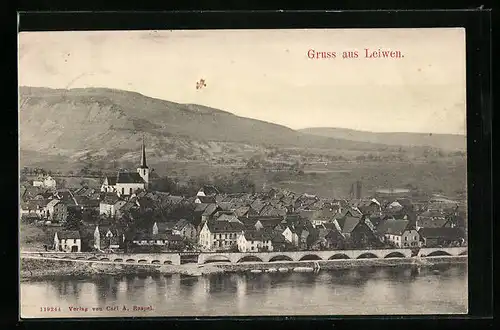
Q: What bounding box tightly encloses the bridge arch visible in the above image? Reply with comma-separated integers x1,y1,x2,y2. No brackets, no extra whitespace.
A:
329,253,350,260
237,255,264,263
459,250,468,256
163,261,172,265
204,255,232,264
151,260,161,264
88,257,98,261
114,258,123,262
269,255,294,262
138,259,148,263
76,256,85,260
125,259,135,263
384,252,406,258
100,257,110,261
357,252,378,259
426,250,452,257
298,254,323,261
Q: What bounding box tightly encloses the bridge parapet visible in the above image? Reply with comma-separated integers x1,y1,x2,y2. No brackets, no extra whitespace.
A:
23,252,181,265
197,248,413,264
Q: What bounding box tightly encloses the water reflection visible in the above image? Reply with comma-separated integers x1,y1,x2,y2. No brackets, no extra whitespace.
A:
22,265,468,316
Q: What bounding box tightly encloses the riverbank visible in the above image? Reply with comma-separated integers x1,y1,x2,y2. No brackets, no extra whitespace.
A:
20,255,467,281
20,258,226,281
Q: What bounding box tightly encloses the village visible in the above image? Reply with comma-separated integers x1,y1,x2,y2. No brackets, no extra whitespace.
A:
19,141,467,256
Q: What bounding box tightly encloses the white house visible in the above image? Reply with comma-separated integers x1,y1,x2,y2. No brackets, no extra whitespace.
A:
281,226,299,246
198,220,244,251
376,219,420,248
99,194,126,217
237,230,274,252
54,231,81,252
33,175,57,189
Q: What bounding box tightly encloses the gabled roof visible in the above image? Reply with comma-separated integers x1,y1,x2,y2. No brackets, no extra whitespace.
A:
202,204,220,216
56,231,80,239
197,195,216,203
101,193,121,205
216,214,241,223
206,221,244,233
335,216,360,234
198,185,220,196
376,219,410,235
417,216,450,229
174,219,192,230
244,230,273,241
104,176,117,186
418,227,465,240
194,203,210,213
116,172,144,184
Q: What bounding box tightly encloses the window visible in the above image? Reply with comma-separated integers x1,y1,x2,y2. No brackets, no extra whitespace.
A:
129,188,132,195
405,236,408,241
121,188,124,195
414,236,417,240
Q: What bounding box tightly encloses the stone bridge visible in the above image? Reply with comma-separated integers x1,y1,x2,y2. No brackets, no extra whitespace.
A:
21,252,181,265
21,247,466,266
197,247,467,264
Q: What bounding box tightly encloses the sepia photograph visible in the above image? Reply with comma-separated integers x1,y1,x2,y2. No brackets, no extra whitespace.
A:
19,28,467,318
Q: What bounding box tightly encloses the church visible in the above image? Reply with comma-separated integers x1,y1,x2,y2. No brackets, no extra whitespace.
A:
101,139,150,197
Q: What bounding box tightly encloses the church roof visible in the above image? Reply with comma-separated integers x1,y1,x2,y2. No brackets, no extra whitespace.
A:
116,172,145,184
105,176,117,185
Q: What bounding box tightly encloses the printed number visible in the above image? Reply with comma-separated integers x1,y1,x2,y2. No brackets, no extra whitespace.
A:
40,307,61,312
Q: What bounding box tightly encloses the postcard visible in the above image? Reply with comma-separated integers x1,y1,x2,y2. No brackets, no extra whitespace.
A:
19,28,467,318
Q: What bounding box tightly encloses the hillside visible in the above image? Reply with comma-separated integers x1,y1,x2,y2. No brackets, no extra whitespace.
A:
19,86,403,167
299,127,466,151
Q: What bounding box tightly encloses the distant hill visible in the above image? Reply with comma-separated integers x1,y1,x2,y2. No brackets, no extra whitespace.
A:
19,87,405,167
299,127,466,151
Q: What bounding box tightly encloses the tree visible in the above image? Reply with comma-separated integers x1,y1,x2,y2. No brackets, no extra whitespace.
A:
64,207,83,231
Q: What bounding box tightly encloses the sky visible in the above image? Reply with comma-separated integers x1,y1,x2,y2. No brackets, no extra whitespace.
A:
18,28,466,135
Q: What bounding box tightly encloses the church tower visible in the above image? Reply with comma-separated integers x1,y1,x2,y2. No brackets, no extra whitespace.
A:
137,136,149,189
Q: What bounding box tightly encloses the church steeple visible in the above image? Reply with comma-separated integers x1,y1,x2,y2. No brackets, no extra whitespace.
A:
140,136,148,169
137,136,149,189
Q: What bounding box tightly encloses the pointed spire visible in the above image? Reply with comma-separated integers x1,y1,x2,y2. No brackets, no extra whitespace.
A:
140,135,148,169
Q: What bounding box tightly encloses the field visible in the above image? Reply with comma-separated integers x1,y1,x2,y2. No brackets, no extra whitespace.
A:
19,223,59,252
153,157,466,199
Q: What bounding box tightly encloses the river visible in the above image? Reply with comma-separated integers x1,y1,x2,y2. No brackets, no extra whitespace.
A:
20,264,467,317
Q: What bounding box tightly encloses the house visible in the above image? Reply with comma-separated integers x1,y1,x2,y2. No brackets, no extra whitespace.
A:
357,198,382,216
200,204,221,223
237,230,274,252
152,221,175,235
93,225,124,251
171,219,197,241
417,210,450,228
196,185,220,197
99,194,126,217
308,208,337,227
54,231,81,252
198,220,245,251
195,195,216,204
281,226,299,246
334,216,379,248
234,206,259,218
418,227,466,247
131,233,184,250
271,233,288,252
376,219,420,248
33,175,57,189
20,199,49,218
324,226,347,250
